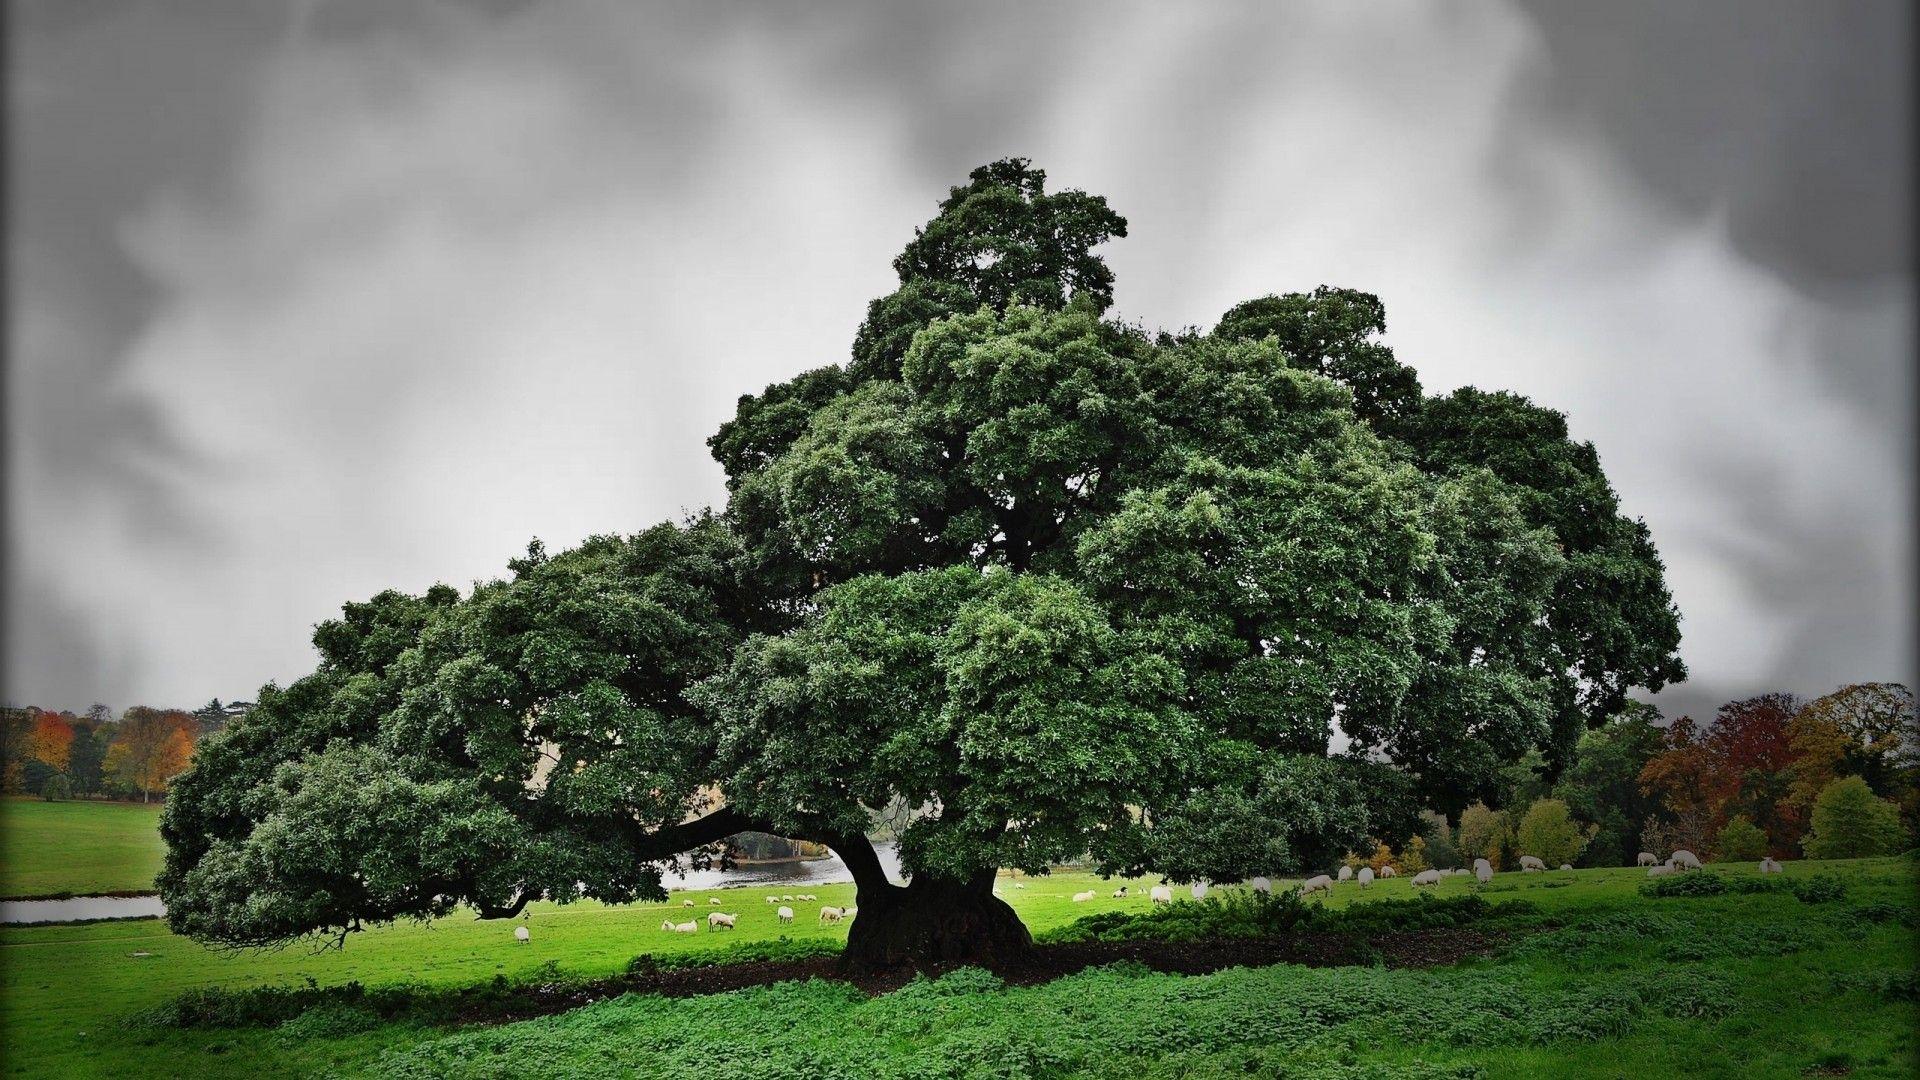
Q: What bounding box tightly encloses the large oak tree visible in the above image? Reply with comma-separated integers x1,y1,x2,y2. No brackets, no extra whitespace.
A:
161,159,1683,970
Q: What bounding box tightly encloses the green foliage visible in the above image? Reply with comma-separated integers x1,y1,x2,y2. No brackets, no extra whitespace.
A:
1804,776,1909,859
1639,872,1729,898
38,772,73,801
1789,873,1850,904
1714,816,1769,861
1456,803,1510,869
1515,798,1586,867
160,159,1689,951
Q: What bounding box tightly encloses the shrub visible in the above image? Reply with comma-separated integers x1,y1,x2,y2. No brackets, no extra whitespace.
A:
1713,816,1768,861
38,773,73,801
1399,835,1431,874
1638,871,1728,898
1515,799,1587,868
1789,873,1849,904
626,937,840,973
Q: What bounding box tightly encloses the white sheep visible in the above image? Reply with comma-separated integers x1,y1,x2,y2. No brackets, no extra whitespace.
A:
1518,855,1546,872
1647,864,1674,877
1472,858,1492,875
1379,866,1396,879
514,925,530,943
1249,876,1272,893
1475,865,1492,884
1559,864,1572,871
1111,886,1128,898
777,905,794,922
1336,865,1353,882
819,905,845,922
662,919,698,934
1191,881,1209,900
707,912,737,930
709,897,722,905
765,896,777,904
1759,857,1783,874
1357,867,1375,887
1668,849,1701,871
781,894,794,901
798,894,816,902
1072,890,1096,902
1149,885,1174,904
681,899,694,907
1411,869,1442,887
1637,852,1659,867
1298,874,1334,897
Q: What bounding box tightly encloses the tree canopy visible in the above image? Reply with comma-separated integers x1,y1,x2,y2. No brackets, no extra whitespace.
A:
161,158,1684,968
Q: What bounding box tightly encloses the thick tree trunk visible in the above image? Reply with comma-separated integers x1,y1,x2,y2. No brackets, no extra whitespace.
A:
823,835,1033,974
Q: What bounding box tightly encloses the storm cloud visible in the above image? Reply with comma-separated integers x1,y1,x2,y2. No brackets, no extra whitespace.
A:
4,0,1911,724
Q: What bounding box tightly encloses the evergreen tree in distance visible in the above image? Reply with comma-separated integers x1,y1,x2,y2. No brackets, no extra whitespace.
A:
160,160,1683,970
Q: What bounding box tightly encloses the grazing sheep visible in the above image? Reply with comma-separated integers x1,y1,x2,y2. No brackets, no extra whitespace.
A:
1357,867,1375,887
1518,855,1546,872
1298,875,1334,897
1337,865,1353,882
1637,852,1659,867
1647,864,1674,877
514,925,530,943
1191,881,1209,900
1559,864,1572,871
1379,867,1396,879
782,894,794,901
707,912,737,930
1111,886,1128,898
1472,858,1492,875
1411,869,1442,887
798,894,816,902
777,905,794,922
1475,865,1492,884
709,897,722,905
662,919,698,934
1072,890,1096,902
1149,885,1174,904
1759,857,1783,874
1668,850,1701,871
819,906,845,922
1250,876,1272,893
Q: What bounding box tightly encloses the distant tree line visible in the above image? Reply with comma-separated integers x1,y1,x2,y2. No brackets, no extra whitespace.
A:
1346,683,1914,871
0,698,246,802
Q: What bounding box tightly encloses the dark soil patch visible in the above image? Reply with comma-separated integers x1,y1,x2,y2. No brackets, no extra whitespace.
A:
444,927,1513,1026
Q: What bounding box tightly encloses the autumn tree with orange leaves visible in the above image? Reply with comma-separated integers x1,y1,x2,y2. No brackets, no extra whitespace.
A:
25,714,75,771
106,708,198,802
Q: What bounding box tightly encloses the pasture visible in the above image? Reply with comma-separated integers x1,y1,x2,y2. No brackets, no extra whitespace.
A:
0,857,1914,1077
0,798,166,899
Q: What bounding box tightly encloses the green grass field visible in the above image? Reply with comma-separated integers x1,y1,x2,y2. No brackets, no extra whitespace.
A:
2,857,1914,1078
0,799,166,899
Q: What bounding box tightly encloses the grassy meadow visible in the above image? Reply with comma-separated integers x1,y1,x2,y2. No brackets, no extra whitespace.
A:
1,849,1914,1078
0,798,166,899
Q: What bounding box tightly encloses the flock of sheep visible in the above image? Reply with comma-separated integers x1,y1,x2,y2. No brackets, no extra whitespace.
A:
510,850,1795,941
654,892,855,934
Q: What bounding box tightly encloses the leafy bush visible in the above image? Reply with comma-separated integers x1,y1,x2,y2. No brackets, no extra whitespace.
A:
1036,891,1537,945
274,1001,381,1041
1847,899,1917,927
1515,799,1587,868
1789,873,1849,904
1639,871,1728,898
1713,816,1768,861
1833,970,1919,1002
38,773,73,801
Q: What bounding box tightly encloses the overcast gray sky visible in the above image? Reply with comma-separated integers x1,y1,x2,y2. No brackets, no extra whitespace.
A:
5,0,1912,724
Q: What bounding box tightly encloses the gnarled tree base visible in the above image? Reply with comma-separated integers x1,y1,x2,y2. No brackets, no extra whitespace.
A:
840,876,1033,974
